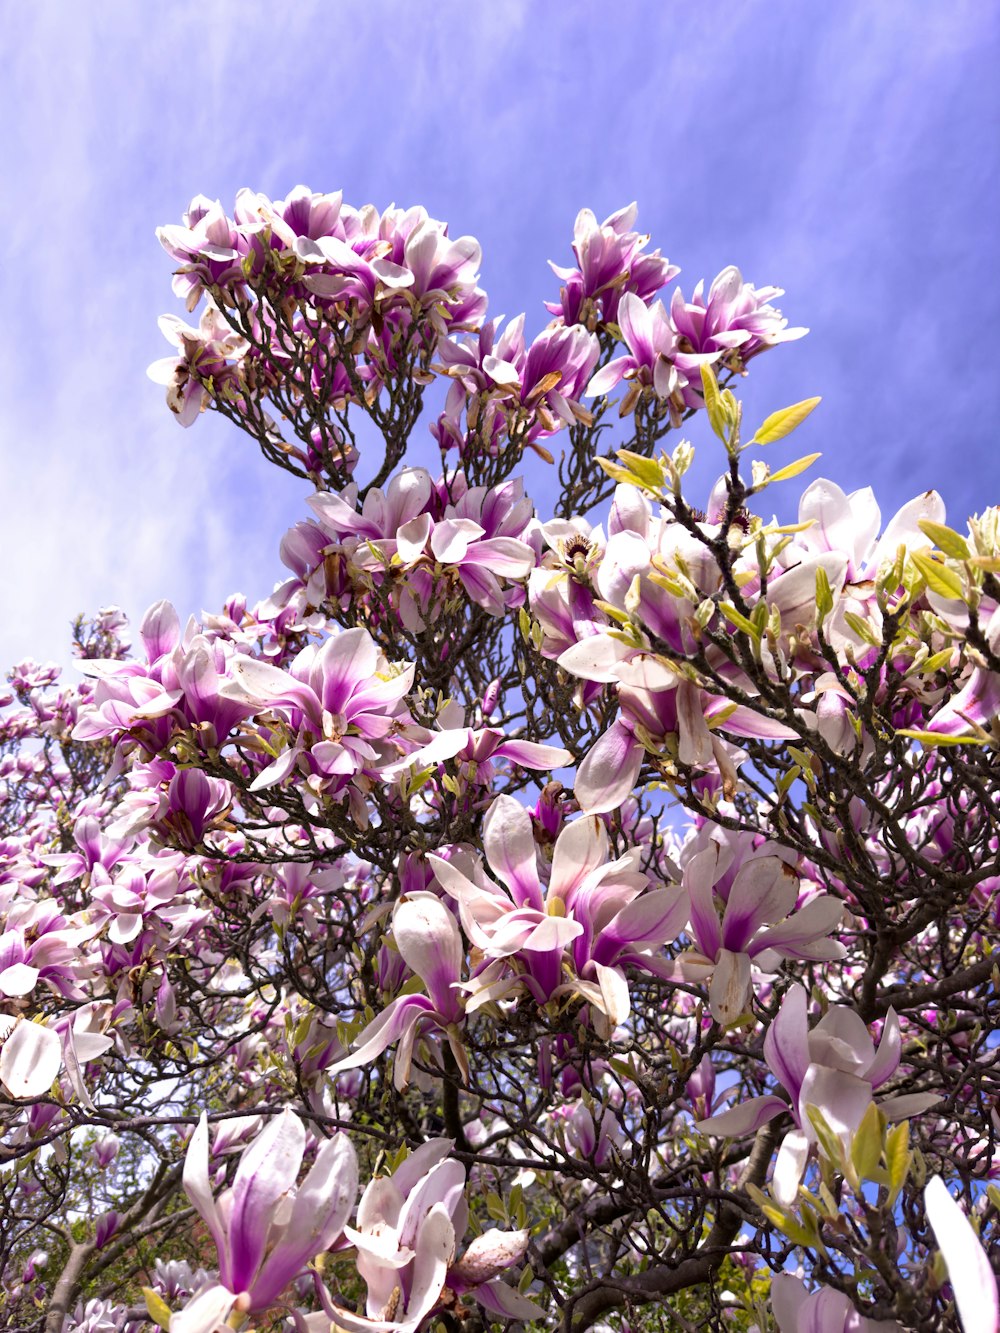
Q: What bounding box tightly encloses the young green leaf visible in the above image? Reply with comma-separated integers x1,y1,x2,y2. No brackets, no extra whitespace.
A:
143,1290,174,1329
699,364,729,442
851,1102,885,1184
885,1120,911,1206
751,397,822,445
767,453,822,485
918,518,970,561
616,449,665,490
910,550,964,600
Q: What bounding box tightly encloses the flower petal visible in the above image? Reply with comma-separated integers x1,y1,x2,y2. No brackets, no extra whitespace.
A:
482,795,543,910
696,1095,787,1139
169,1283,237,1333
925,1175,1000,1333
392,894,464,1020
228,1111,306,1293
0,1019,61,1099
574,722,643,815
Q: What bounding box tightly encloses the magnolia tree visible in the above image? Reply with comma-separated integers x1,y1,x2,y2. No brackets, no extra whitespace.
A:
2,189,999,1333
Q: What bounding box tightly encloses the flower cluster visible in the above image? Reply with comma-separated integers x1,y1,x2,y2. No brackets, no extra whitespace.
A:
171,1112,535,1333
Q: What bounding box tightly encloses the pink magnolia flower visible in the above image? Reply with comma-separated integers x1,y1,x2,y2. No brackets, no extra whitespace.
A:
546,203,679,327
398,725,571,791
173,1110,357,1331
328,892,468,1090
147,303,247,427
218,628,414,796
0,900,96,1000
377,205,486,329
305,470,537,620
795,478,946,585
587,291,715,407
668,265,806,398
88,860,186,946
151,769,232,850
789,477,946,661
299,203,485,330
558,645,794,815
156,195,243,310
327,1139,539,1332
676,840,845,1024
697,985,940,1203
429,794,687,1030
421,514,535,618
527,560,607,667
553,1099,624,1167
307,468,435,571
234,184,344,251
474,316,600,439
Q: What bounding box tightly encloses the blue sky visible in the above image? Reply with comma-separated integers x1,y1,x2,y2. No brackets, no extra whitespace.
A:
2,1,998,666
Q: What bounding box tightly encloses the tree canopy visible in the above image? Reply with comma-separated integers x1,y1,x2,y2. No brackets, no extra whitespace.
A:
2,187,997,1333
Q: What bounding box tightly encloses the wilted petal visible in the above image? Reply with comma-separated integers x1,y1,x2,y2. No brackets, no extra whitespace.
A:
557,635,632,683
450,1228,529,1285
676,679,714,766
709,948,752,1024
